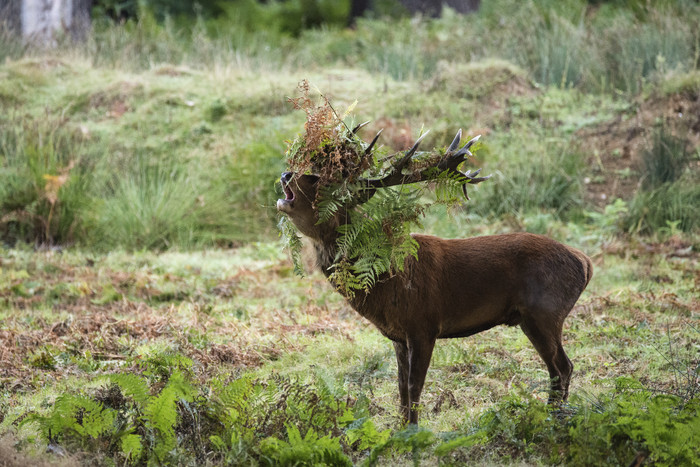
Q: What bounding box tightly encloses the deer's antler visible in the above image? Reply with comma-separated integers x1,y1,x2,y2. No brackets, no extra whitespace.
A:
357,129,491,200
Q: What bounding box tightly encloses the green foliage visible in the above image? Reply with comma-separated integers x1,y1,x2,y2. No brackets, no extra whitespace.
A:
93,0,351,36
585,198,629,243
476,389,562,461
0,24,24,64
433,430,488,457
627,176,700,233
367,424,437,467
355,17,438,81
108,373,150,405
15,364,361,465
641,126,692,189
144,372,196,460
0,105,274,249
20,371,195,465
93,154,230,250
471,139,584,218
345,418,391,451
23,394,116,445
626,126,699,233
260,425,352,466
215,0,350,38
3,1,698,250
598,7,697,94
329,188,422,295
1,243,698,465
279,216,305,276
424,384,700,466
567,389,700,466
0,114,93,246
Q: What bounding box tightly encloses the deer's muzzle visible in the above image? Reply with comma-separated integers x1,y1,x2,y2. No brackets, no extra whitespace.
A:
277,172,295,212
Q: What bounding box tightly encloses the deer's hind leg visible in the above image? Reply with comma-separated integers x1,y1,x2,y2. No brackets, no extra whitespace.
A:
520,315,573,403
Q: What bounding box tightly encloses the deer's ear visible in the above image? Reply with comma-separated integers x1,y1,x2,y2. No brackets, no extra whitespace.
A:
302,174,320,185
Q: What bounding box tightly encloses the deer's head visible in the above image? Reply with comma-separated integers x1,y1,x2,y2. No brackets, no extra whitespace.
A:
277,172,333,241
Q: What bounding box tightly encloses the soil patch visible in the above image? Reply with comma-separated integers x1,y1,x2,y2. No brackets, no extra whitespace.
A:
577,88,700,207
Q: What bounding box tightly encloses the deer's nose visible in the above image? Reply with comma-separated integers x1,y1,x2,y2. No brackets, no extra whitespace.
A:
281,172,293,182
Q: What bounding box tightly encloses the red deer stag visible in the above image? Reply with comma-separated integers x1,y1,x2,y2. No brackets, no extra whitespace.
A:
277,130,593,424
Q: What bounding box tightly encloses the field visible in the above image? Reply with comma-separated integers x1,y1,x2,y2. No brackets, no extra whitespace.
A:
1,0,699,465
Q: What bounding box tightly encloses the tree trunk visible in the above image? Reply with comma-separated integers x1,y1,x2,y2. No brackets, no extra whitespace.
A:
0,0,23,35
1,0,90,45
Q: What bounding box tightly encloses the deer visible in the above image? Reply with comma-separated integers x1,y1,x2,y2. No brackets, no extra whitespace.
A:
276,128,593,424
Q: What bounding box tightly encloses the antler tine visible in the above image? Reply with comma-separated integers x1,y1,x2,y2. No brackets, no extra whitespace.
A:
352,120,371,134
393,130,430,170
447,129,462,153
397,130,430,163
364,129,383,155
436,134,480,173
460,171,492,200
473,175,492,183
408,130,430,156
462,184,470,200
453,134,481,158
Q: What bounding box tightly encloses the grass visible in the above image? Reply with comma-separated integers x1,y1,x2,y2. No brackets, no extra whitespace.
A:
0,230,698,465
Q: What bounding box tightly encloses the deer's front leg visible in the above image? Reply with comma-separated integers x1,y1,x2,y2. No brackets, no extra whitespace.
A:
393,341,410,422
407,336,436,424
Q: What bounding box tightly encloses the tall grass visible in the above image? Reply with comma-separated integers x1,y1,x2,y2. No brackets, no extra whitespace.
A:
93,155,233,250
627,178,700,234
0,24,25,64
626,126,699,233
0,114,92,246
641,126,691,189
0,110,281,249
470,137,585,218
479,1,601,89
598,8,698,94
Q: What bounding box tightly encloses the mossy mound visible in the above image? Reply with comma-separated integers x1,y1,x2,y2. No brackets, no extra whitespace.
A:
430,59,536,100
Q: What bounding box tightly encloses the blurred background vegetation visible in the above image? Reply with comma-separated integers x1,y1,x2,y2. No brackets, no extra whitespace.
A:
1,0,698,250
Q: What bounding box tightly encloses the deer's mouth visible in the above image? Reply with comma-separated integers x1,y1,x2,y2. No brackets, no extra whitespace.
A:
282,180,295,202
277,175,295,212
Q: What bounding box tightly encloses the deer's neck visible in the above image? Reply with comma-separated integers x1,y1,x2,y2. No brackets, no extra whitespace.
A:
309,217,386,321
313,238,338,278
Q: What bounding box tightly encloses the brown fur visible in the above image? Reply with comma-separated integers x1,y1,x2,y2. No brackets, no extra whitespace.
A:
278,173,593,424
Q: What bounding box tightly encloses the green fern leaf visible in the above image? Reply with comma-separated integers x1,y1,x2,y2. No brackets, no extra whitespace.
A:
107,373,150,406
120,433,143,464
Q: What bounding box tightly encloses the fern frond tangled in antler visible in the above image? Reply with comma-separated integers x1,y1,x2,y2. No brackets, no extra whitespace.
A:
282,81,490,295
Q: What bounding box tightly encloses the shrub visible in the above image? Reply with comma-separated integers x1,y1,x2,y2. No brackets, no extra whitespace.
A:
626,176,700,234
641,126,691,189
92,154,240,250
470,140,584,218
0,114,94,246
626,126,698,233
568,389,700,466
